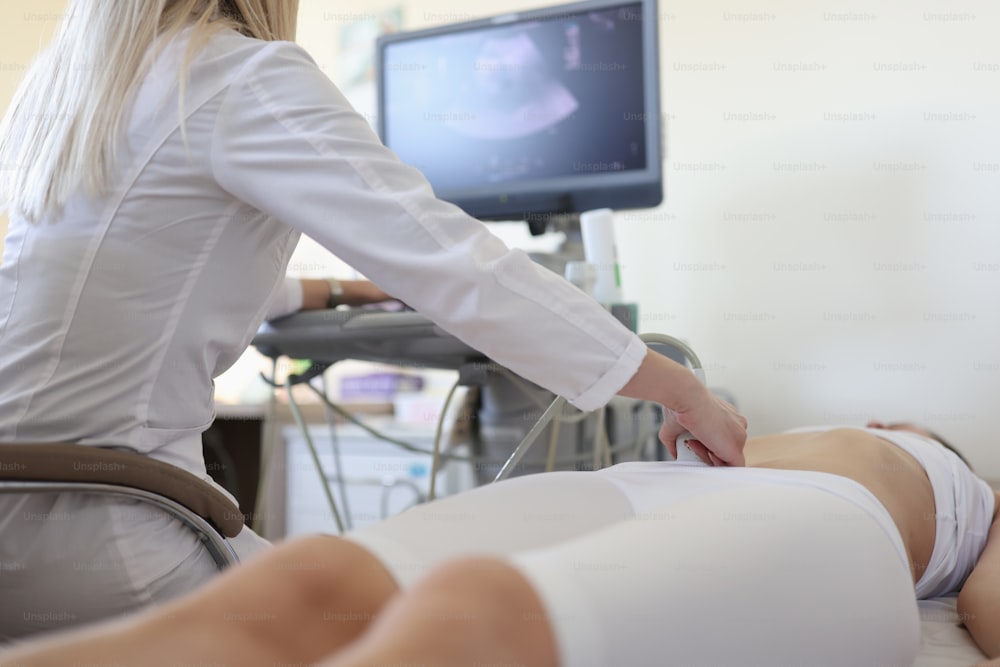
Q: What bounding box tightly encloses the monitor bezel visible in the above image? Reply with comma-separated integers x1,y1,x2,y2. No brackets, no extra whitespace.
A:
374,0,663,225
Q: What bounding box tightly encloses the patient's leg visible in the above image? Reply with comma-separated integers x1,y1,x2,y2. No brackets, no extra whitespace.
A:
344,469,637,587
0,535,399,667
332,479,921,667
322,556,559,667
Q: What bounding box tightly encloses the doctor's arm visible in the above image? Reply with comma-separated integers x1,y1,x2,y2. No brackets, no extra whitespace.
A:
958,500,1000,662
311,278,393,308
265,276,395,320
619,349,746,466
213,43,746,465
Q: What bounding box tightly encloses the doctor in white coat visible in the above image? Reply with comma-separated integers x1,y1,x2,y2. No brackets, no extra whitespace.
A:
0,0,745,641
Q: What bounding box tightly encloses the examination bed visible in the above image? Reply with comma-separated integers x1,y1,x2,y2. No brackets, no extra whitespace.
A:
918,596,985,665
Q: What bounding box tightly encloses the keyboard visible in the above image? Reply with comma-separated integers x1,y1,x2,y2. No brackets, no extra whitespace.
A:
251,308,485,369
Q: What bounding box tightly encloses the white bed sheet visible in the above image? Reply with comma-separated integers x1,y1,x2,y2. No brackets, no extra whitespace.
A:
916,595,985,666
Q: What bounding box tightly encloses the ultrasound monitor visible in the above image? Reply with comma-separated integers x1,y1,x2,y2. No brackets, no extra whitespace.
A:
375,0,662,233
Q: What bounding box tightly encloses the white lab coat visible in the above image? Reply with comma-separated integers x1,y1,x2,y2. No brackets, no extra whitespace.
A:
265,276,304,321
0,28,645,635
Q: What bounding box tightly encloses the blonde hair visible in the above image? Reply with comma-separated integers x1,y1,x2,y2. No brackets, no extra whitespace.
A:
0,0,299,223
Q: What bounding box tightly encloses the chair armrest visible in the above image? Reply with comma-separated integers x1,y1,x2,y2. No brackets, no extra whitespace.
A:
0,443,245,537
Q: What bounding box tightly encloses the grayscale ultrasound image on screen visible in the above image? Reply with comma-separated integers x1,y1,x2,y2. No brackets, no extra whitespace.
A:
381,4,647,192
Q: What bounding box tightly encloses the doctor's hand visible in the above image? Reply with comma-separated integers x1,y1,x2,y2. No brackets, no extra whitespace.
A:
300,278,397,310
659,390,747,467
618,349,747,466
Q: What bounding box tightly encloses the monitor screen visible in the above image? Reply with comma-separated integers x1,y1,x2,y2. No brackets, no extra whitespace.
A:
375,0,662,230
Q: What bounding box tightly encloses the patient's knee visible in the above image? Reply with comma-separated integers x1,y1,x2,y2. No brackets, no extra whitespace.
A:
266,535,399,613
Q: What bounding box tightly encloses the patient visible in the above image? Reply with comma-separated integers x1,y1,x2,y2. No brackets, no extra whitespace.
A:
4,421,998,667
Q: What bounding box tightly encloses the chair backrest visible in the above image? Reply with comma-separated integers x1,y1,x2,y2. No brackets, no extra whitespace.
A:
0,443,245,538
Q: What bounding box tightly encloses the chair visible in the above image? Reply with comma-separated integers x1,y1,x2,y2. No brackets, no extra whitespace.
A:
0,443,242,569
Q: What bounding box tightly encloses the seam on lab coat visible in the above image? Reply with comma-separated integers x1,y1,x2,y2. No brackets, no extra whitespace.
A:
0,214,28,345
133,201,240,441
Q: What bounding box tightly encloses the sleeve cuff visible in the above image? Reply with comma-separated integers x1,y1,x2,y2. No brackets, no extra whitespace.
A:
567,334,648,412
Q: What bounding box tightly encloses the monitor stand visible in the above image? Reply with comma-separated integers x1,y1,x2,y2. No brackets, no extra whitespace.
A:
525,214,586,278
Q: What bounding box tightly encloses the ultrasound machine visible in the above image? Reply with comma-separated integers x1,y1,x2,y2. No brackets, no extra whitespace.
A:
252,0,673,489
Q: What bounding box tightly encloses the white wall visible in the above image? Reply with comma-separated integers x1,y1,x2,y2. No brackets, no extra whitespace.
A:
618,1,1000,469
296,0,1000,473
